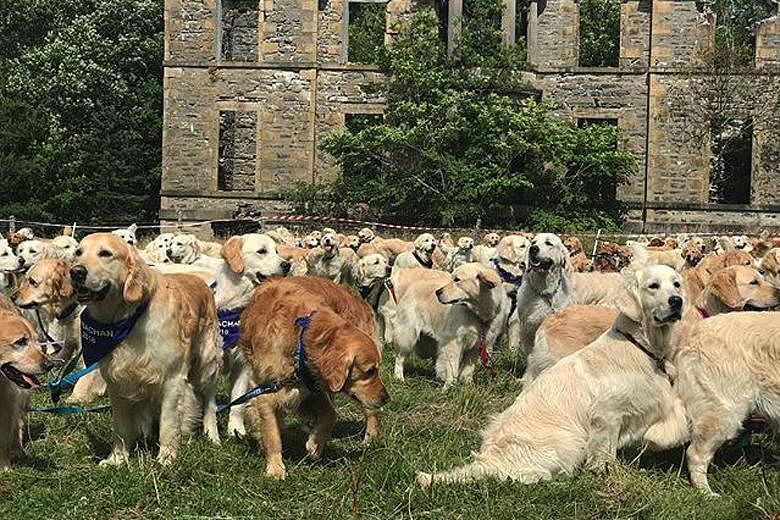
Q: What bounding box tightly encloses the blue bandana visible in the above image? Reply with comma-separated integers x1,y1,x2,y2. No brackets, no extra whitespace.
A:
491,258,523,286
218,308,242,350
80,301,150,366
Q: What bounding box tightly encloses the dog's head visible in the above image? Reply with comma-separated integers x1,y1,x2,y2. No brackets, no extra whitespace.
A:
528,233,569,273
358,227,375,243
617,265,684,327
0,311,57,390
457,236,474,252
221,233,291,283
304,234,320,249
414,233,436,255
16,240,47,270
758,248,780,279
317,323,388,410
706,266,780,311
355,254,390,287
111,224,138,246
343,235,360,251
321,232,339,256
0,239,24,273
147,232,175,255
167,233,199,263
732,235,750,251
51,235,78,260
492,235,530,273
70,233,153,305
682,242,704,267
14,258,77,316
562,235,584,255
435,263,502,310
482,232,501,247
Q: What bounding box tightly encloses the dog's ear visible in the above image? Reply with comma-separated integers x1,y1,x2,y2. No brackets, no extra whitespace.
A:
615,269,643,322
123,250,148,304
477,268,501,289
55,262,75,299
318,343,354,393
128,223,138,234
221,236,245,274
708,269,742,309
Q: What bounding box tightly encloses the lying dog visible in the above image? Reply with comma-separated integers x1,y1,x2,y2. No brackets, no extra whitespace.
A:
0,300,57,469
70,233,222,465
240,277,388,479
416,265,689,485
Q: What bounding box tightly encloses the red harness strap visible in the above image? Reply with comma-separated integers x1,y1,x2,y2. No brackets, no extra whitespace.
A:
478,327,497,379
695,306,709,318
383,279,398,304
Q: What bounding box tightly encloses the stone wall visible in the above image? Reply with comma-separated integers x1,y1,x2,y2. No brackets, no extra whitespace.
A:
162,0,780,232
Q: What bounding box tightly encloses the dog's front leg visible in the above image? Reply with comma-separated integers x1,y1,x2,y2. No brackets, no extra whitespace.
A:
362,408,380,443
100,397,138,466
583,413,620,473
248,398,287,479
436,339,461,388
227,356,251,437
157,376,186,465
458,345,477,383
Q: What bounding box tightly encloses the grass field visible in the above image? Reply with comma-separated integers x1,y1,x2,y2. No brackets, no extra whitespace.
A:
2,350,779,520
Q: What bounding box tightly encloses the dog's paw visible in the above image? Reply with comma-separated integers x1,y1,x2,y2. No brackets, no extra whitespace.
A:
156,448,177,466
227,420,246,438
415,471,433,487
99,452,129,467
266,463,287,480
305,437,324,459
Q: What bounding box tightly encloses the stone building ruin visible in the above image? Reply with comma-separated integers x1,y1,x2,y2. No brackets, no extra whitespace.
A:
161,0,780,232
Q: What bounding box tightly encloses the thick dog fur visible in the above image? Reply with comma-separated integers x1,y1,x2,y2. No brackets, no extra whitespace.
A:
416,265,689,485
70,233,222,465
239,277,388,479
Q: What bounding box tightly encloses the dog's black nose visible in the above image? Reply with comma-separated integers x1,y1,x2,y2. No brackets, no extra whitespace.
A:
529,244,539,255
17,257,24,266
668,295,683,310
280,260,291,274
384,265,392,277
166,248,173,256
70,265,87,286
435,287,443,298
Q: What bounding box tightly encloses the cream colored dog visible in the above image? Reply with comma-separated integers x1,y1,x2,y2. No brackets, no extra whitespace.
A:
305,232,358,285
673,311,780,495
416,264,689,485
385,263,509,387
70,233,223,465
393,233,437,272
167,233,222,272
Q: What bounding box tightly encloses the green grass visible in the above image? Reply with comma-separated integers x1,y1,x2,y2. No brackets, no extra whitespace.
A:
2,350,779,520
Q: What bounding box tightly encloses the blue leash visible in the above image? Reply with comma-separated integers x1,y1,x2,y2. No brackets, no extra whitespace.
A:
216,311,318,413
30,404,111,415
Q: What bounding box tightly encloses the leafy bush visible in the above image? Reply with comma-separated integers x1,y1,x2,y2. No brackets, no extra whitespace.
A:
289,0,634,230
578,0,621,67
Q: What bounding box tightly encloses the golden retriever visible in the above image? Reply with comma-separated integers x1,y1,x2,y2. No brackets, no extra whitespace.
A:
306,232,358,285
0,300,57,468
240,277,388,479
392,233,437,271
70,233,222,465
672,311,780,494
416,265,689,485
13,258,107,403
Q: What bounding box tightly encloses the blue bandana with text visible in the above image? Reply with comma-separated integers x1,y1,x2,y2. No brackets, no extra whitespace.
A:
80,301,149,366
218,308,242,350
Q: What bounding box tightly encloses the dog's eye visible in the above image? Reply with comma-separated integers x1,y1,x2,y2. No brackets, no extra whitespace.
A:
545,241,552,246
364,367,377,377
30,249,37,254
98,250,112,258
75,249,82,257
750,279,760,286
257,248,266,255
13,337,28,349
373,260,379,265
29,278,39,288
452,277,460,283
673,281,681,288
0,251,6,256
648,282,660,290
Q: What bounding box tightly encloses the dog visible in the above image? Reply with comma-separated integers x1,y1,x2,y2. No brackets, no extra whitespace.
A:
385,263,510,387
393,233,437,272
471,232,501,264
0,239,24,289
240,277,388,479
214,233,292,436
0,300,58,468
416,265,689,485
141,232,175,262
758,247,780,287
446,237,475,271
277,244,309,276
513,233,572,354
51,235,79,260
306,232,358,285
525,265,778,383
111,224,138,246
69,233,223,464
167,233,222,272
673,311,780,494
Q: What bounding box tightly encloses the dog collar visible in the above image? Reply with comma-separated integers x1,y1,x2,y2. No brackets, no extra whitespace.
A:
619,329,666,374
695,306,709,318
412,251,433,269
491,258,523,286
56,302,79,321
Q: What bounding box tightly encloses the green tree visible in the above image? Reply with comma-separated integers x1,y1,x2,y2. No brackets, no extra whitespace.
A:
0,0,163,228
578,0,621,67
290,0,633,230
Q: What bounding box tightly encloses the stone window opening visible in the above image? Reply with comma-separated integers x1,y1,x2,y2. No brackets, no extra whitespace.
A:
578,0,621,67
577,117,619,202
218,110,257,192
515,0,529,45
217,0,259,62
344,0,388,64
708,118,752,205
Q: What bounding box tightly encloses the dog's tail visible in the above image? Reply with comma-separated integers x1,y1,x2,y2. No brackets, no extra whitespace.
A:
415,461,492,486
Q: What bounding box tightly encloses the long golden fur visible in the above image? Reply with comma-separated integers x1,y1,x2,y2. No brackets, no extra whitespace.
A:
240,277,388,479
